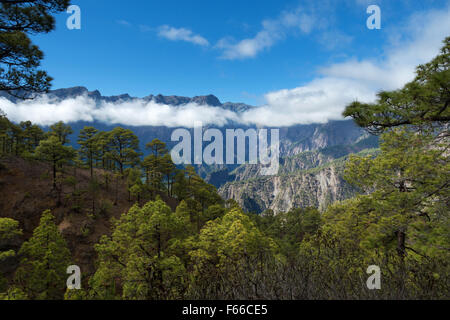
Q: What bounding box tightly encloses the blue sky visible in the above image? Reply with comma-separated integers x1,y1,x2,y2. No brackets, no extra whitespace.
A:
3,0,449,127
33,0,449,105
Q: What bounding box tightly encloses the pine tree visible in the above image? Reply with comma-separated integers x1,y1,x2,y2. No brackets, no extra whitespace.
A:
343,37,449,134
107,127,141,175
0,109,9,154
48,121,73,145
188,207,277,299
172,169,188,200
0,0,70,97
77,126,99,178
126,167,144,203
9,122,23,156
143,139,168,196
343,37,450,260
330,37,450,297
15,210,72,300
20,121,44,154
91,200,188,300
160,153,176,197
35,136,76,189
0,218,22,293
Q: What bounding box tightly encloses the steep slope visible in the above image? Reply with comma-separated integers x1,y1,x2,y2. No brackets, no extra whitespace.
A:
220,165,351,213
219,145,379,213
0,156,178,277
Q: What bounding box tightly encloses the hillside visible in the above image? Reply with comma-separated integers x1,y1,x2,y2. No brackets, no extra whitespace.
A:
0,156,178,278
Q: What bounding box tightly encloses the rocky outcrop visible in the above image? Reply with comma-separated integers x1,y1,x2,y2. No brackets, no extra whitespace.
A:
219,163,357,214
216,134,378,214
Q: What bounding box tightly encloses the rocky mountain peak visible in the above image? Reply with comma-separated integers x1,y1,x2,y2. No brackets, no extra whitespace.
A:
192,94,222,106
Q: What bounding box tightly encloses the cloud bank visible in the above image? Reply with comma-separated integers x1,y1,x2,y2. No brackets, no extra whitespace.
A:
0,95,239,128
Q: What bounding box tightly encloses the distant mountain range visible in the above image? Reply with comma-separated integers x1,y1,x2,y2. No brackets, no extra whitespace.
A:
1,86,378,213
0,86,254,113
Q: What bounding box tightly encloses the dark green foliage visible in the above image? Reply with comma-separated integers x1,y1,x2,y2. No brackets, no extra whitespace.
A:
0,0,70,97
34,135,76,189
0,218,22,293
14,210,72,300
78,126,99,178
343,37,449,134
90,200,188,300
107,127,141,175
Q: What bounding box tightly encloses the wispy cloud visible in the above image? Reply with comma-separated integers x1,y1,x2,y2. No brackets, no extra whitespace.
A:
157,25,209,46
217,7,317,60
239,6,450,126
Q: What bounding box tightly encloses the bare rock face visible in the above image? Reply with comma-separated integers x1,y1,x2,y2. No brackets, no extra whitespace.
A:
218,134,378,214
219,164,357,214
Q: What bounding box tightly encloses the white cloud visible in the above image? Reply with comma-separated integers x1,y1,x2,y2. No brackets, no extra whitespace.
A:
216,31,279,60
238,6,450,126
158,25,209,46
1,96,96,126
217,7,317,60
239,78,376,126
323,7,450,90
0,95,239,128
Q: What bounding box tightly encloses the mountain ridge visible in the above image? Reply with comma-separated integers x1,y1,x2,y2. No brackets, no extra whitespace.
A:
0,86,255,113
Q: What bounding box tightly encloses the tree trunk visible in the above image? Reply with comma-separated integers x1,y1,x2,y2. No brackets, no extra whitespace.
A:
52,160,57,190
397,230,406,258
90,158,93,179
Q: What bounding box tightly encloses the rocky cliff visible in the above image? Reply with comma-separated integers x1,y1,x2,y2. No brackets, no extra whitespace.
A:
217,140,379,214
